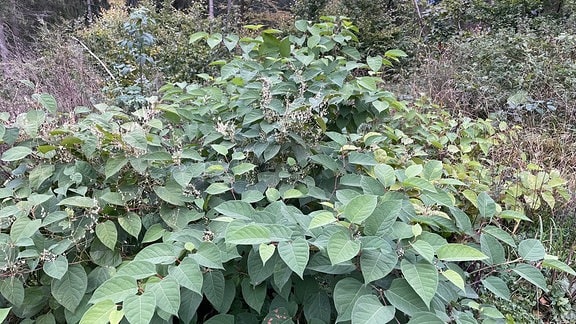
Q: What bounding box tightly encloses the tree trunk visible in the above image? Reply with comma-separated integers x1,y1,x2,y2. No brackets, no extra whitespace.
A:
0,17,10,76
208,0,214,19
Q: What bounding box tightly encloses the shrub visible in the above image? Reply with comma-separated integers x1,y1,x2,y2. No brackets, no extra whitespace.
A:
0,17,573,323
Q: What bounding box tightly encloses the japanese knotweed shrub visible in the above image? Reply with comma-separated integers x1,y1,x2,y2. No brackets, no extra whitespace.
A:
0,17,573,324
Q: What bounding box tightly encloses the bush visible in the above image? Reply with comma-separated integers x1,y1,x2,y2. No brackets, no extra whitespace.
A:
0,17,573,323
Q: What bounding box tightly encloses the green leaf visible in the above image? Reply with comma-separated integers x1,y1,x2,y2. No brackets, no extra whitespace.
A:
328,230,361,265
477,192,496,218
117,260,157,279
308,210,337,229
10,218,42,243
153,186,184,206
481,276,510,301
405,164,423,178
374,164,396,187
360,248,397,283
96,220,117,250
423,160,443,181
266,188,281,202
1,146,32,161
168,258,203,294
79,300,116,324
512,264,549,292
149,277,180,315
118,212,142,238
411,240,435,264
384,278,429,316
205,314,235,324
366,55,383,72
278,238,309,279
437,244,488,262
518,239,546,261
205,183,230,195
90,276,138,303
333,278,371,322
0,308,11,323
259,243,275,265
403,177,437,193
123,292,156,324
241,278,266,313
51,265,87,312
441,269,465,291
400,260,438,306
215,201,255,220
499,210,532,222
58,196,97,208
232,163,256,175
483,226,516,248
29,164,55,190
134,243,177,264
43,254,69,280
226,224,271,245
351,295,395,324
123,127,148,151
343,195,378,224
32,93,58,113
207,33,223,48
193,241,224,269
407,312,444,324
203,270,225,310
480,234,505,265
542,257,576,275
0,277,25,306
142,223,166,243
189,31,208,43
104,157,128,180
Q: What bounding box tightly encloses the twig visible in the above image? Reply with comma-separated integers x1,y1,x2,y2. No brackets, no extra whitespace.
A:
70,35,119,86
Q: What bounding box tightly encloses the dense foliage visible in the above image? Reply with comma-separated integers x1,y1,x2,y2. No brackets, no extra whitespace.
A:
0,17,573,323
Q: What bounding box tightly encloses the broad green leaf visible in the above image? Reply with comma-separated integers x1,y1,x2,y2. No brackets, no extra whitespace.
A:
29,164,54,190
400,260,438,306
282,189,303,199
58,196,97,208
407,312,444,324
374,164,396,187
96,220,117,250
241,278,266,313
118,212,142,238
203,270,225,310
205,183,230,195
423,160,443,181
149,277,180,315
518,239,546,261
333,278,371,323
10,218,42,243
266,188,281,202
0,277,24,306
90,276,137,303
437,244,488,262
122,291,156,324
364,200,402,236
384,279,429,316
441,269,465,291
499,210,532,222
480,306,504,319
32,93,58,113
477,192,496,218
343,195,377,224
411,240,435,264
226,224,271,245
109,308,124,324
142,223,166,243
512,264,548,292
360,248,397,283
259,243,275,265
117,261,157,279
123,126,148,151
193,241,224,269
372,100,389,112
480,234,505,265
542,257,576,275
278,238,309,279
104,157,128,180
207,33,223,48
0,308,11,323
232,163,256,175
405,164,423,178
79,300,116,324
308,210,337,229
1,146,32,161
43,254,69,280
205,314,235,324
134,243,177,264
351,295,395,324
168,258,203,294
153,186,184,206
483,226,516,248
366,55,383,72
328,230,361,265
481,276,510,301
215,201,255,220
403,177,437,192
189,31,208,43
